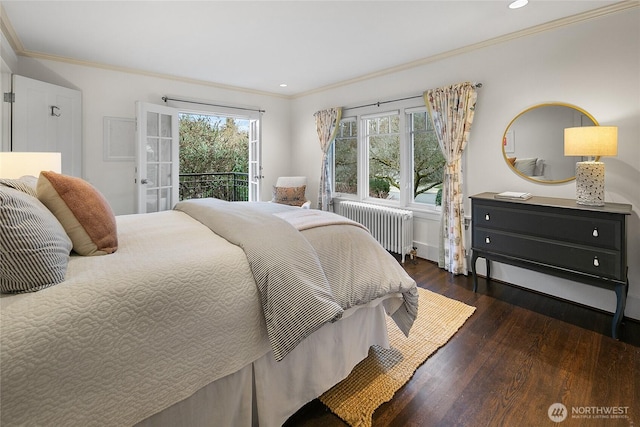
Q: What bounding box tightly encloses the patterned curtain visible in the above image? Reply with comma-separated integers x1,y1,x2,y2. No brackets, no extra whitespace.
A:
314,107,342,211
424,82,478,275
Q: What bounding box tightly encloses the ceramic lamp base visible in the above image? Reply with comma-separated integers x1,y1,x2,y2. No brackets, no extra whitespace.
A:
575,161,605,206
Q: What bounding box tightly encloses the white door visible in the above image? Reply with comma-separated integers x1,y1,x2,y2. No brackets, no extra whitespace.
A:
1,61,12,151
248,118,261,201
11,75,82,176
135,102,179,213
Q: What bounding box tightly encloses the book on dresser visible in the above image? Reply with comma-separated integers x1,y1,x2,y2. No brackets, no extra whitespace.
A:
494,191,532,200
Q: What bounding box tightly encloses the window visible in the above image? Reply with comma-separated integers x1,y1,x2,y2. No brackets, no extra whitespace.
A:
333,118,358,195
408,109,445,206
331,100,444,209
365,112,400,200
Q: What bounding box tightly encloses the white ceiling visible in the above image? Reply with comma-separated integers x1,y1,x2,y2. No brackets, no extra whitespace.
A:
1,0,623,96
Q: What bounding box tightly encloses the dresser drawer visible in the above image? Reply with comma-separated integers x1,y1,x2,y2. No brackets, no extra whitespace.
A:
473,228,623,280
472,203,621,250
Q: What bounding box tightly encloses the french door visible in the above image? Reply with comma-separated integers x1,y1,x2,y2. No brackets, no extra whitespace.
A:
248,118,261,202
135,102,179,214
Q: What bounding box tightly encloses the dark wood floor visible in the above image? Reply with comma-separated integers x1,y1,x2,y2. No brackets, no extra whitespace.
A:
285,258,640,427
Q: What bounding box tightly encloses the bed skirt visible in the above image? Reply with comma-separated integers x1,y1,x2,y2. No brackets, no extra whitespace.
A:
136,301,391,427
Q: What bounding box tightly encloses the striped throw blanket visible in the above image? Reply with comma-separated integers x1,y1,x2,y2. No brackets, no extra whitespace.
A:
175,198,418,361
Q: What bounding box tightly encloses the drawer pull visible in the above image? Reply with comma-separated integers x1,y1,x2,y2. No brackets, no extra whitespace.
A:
593,228,599,237
593,257,599,267
485,237,491,244
485,213,490,221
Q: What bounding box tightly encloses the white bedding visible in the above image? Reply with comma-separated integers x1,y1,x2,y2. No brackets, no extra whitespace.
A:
1,210,271,426
1,202,417,426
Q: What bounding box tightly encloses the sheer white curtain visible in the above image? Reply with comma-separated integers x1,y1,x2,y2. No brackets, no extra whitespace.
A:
424,82,478,275
314,107,342,211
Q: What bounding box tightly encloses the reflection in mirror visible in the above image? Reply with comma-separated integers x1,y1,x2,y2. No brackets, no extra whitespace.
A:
502,103,598,183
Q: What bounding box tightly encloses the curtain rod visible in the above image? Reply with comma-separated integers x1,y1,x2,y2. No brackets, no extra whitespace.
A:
344,82,482,111
161,96,266,114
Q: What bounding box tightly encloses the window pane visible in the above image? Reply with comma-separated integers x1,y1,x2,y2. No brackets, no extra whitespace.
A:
160,114,172,137
146,189,158,213
334,120,357,195
160,139,171,161
411,111,445,205
368,133,400,200
366,114,400,200
147,112,158,137
390,115,400,133
146,138,159,162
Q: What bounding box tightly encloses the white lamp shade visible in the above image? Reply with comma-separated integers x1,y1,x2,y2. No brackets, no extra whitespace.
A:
564,126,618,157
0,152,62,179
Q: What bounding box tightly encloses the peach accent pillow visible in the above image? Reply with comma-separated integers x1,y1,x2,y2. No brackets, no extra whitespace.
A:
272,185,306,207
37,171,118,256
507,156,517,166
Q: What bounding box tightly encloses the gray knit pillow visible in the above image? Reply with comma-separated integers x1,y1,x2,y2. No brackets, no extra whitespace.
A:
0,186,72,293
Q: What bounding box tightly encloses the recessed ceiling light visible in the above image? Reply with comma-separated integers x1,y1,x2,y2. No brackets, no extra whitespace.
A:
509,0,528,9
279,83,288,87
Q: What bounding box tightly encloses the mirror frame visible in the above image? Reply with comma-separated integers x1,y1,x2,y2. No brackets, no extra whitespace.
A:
502,102,599,184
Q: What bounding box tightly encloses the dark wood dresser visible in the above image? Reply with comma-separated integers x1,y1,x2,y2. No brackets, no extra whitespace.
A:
470,192,631,339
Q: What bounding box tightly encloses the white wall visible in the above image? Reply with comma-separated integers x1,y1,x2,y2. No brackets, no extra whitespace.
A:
13,57,292,214
290,9,640,320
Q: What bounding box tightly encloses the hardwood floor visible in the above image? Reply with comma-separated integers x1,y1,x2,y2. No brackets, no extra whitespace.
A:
285,258,640,427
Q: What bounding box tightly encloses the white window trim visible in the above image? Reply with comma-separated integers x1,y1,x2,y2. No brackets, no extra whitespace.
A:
332,99,443,215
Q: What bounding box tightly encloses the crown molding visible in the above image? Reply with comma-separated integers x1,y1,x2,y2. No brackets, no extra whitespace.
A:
0,3,23,54
292,0,639,99
16,49,291,99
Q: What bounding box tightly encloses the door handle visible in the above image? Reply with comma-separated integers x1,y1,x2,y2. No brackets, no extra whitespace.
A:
141,178,149,184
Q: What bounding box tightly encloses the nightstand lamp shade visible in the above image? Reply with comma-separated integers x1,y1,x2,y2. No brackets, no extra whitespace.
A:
564,126,618,207
0,152,62,179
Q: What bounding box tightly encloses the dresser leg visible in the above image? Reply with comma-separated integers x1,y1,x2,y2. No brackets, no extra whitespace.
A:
486,259,491,282
612,283,628,340
471,251,479,292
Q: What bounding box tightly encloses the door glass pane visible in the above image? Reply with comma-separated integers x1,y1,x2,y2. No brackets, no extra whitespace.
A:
160,139,171,161
160,163,171,186
146,189,158,213
148,163,158,187
160,114,171,137
160,188,170,210
147,138,159,161
147,112,158,137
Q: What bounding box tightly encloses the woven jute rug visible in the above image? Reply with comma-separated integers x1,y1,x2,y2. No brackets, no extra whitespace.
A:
319,287,476,427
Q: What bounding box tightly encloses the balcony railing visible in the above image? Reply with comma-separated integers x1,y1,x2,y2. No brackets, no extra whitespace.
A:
179,172,249,202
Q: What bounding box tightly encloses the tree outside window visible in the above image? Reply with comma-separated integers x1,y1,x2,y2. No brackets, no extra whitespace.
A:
331,104,444,208
334,119,358,195
410,111,445,205
366,114,400,200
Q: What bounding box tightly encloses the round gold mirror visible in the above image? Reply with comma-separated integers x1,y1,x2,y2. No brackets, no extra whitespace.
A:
502,103,598,184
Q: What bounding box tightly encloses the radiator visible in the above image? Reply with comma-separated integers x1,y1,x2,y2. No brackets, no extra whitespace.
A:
338,201,414,263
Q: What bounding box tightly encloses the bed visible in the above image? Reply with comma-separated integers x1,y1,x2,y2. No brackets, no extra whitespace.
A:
0,174,418,427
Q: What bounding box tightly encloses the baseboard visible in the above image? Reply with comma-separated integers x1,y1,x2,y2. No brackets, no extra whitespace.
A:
475,273,640,324
413,241,438,263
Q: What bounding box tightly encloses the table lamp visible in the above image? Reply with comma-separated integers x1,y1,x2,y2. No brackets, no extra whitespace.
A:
0,152,62,178
564,126,617,206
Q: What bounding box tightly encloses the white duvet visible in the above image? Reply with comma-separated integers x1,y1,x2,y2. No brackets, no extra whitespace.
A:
0,210,272,426
1,202,417,427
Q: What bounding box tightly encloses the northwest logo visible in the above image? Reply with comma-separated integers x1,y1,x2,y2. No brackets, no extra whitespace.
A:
548,403,568,423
